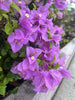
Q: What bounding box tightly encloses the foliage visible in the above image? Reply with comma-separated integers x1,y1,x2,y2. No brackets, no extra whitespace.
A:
0,0,72,96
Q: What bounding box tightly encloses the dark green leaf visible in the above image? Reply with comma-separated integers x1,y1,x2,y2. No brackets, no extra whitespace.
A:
5,41,10,51
33,3,37,10
10,7,15,15
19,52,26,57
20,45,26,52
38,53,42,58
5,22,13,35
1,48,7,56
0,83,7,96
0,74,4,80
9,87,18,94
37,59,44,66
43,0,47,5
49,41,53,49
47,28,51,39
0,15,2,21
12,20,17,29
0,56,2,59
7,72,22,82
11,2,20,14
2,14,8,20
54,63,60,69
11,52,18,59
0,9,8,14
0,67,3,72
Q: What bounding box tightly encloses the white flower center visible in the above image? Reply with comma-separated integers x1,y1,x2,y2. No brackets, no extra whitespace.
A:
25,13,29,17
19,1,22,4
39,14,42,17
31,56,35,60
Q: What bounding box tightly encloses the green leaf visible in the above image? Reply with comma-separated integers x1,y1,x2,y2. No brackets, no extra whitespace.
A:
5,58,10,63
0,74,4,80
10,7,15,15
9,87,18,94
5,22,13,35
49,56,56,64
47,28,51,39
0,56,2,59
2,14,8,20
3,78,9,85
1,48,7,56
0,67,3,72
11,52,18,59
54,63,60,69
38,53,42,58
49,41,53,49
11,2,20,14
0,9,8,14
7,72,22,82
3,73,19,86
0,83,7,96
5,41,10,51
0,15,2,21
33,3,37,10
19,52,26,57
12,20,17,29
3,72,20,85
20,45,26,52
43,0,47,5
37,59,44,66
37,59,41,65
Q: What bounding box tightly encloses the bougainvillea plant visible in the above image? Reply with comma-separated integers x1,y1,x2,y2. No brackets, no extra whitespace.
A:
0,0,73,96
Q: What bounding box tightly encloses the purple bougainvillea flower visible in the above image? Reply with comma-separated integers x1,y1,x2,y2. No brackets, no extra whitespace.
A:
26,46,42,64
51,34,62,45
35,0,53,6
34,0,44,6
19,9,32,36
0,0,10,11
32,71,48,92
33,85,48,93
38,20,47,34
54,0,68,10
45,18,54,35
9,0,71,93
29,31,38,42
30,10,43,24
19,19,32,34
11,61,33,80
22,58,39,71
58,67,71,79
32,69,62,92
55,25,65,35
11,62,24,78
43,49,58,63
9,0,12,3
20,8,30,22
8,29,25,53
45,69,62,90
37,3,50,17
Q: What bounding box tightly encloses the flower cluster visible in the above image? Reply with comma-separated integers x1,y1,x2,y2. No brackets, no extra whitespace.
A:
0,0,71,92
35,0,68,10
